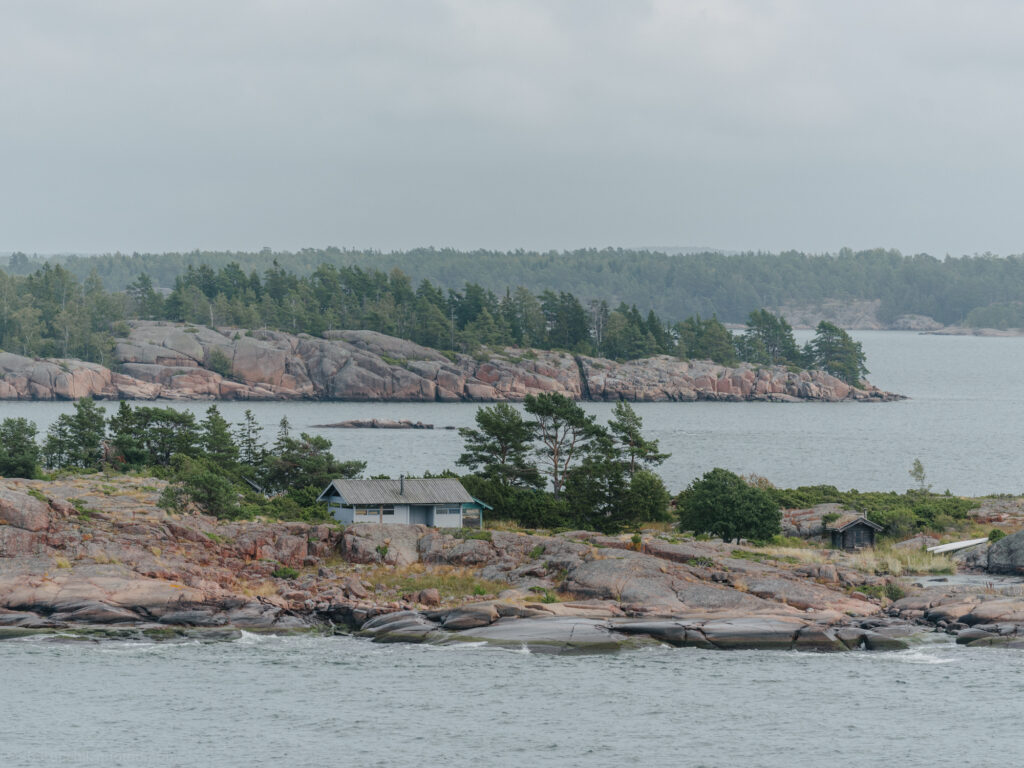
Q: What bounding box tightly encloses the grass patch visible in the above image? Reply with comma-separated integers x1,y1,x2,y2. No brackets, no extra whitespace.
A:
54,556,71,569
852,582,906,601
363,563,506,601
204,531,229,544
849,545,955,576
529,544,545,559
731,548,801,565
451,529,493,542
271,566,300,579
239,580,279,598
526,586,560,603
26,488,48,503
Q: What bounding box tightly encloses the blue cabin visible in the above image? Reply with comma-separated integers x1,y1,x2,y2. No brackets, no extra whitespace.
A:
317,477,480,528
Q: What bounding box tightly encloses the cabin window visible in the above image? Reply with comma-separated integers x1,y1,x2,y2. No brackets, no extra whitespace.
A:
435,506,460,516
355,506,395,517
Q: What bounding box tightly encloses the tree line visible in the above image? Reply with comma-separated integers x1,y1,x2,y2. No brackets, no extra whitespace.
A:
455,397,671,533
0,396,977,541
1,400,364,521
0,260,868,383
14,245,1024,328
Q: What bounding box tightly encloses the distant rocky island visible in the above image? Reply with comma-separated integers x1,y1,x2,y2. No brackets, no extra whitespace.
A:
0,321,902,403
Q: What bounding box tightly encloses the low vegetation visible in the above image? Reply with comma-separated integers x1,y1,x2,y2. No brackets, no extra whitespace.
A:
849,545,955,576
362,564,506,600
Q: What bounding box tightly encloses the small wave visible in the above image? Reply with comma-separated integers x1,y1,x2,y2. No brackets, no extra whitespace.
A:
892,648,957,665
234,630,279,645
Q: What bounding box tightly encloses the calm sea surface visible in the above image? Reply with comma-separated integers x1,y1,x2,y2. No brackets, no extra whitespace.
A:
2,332,1024,767
1,330,1022,495
2,633,1023,767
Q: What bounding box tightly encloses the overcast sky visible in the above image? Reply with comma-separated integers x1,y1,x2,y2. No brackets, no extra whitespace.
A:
3,1,1023,257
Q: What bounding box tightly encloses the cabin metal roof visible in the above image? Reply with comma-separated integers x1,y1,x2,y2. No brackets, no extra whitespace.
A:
319,478,474,505
825,513,883,532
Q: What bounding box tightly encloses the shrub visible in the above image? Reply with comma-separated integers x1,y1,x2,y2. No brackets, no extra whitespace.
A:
885,582,906,601
451,528,492,541
989,529,1007,543
270,566,299,579
205,348,234,378
677,468,781,543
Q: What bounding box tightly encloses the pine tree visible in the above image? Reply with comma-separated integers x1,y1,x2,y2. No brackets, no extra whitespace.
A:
0,418,40,478
457,402,542,488
200,405,239,468
235,409,266,467
607,401,670,477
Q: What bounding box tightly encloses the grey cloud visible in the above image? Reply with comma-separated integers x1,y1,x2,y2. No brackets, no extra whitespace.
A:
1,1,1023,256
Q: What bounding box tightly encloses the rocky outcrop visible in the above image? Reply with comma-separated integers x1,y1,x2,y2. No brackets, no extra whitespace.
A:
0,321,903,403
986,529,1024,574
313,419,435,429
768,299,943,332
23,475,1024,653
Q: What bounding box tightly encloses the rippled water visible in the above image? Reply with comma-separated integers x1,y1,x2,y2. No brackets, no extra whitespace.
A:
3,332,1024,766
2,633,1023,767
3,331,1024,494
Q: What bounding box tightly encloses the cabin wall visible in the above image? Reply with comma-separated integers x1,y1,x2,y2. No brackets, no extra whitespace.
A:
836,524,876,550
432,505,464,528
323,492,468,528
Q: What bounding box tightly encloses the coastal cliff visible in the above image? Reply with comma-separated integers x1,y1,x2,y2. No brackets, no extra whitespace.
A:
0,321,901,403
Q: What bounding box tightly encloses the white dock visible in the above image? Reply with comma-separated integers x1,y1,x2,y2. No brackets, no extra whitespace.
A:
926,537,990,554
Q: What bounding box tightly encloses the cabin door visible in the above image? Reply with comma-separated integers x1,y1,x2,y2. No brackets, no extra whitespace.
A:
409,506,430,525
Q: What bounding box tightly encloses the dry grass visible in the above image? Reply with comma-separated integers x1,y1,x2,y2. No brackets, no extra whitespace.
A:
849,545,955,576
363,563,507,600
751,546,831,565
638,521,677,533
91,550,121,565
53,556,71,569
239,580,279,598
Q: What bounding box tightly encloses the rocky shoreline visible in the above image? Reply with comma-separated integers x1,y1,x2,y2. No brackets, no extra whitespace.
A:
4,475,1022,653
0,321,902,403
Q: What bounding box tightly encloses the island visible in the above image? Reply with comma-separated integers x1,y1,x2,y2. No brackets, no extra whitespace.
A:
1,473,1021,653
0,321,902,403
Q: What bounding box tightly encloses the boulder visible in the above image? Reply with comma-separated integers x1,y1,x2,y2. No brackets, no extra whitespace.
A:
0,489,51,532
441,603,500,630
986,530,1024,574
341,524,426,566
445,616,642,654
699,617,807,650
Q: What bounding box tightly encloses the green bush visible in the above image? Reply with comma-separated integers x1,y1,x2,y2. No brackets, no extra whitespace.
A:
205,348,234,378
270,566,300,579
769,485,979,535
677,468,781,543
885,582,906,601
989,529,1007,542
451,529,492,541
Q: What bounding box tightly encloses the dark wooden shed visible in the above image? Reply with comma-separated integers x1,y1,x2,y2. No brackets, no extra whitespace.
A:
826,514,882,550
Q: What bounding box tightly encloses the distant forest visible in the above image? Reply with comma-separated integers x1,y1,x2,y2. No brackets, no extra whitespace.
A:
0,257,868,384
9,246,1024,328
